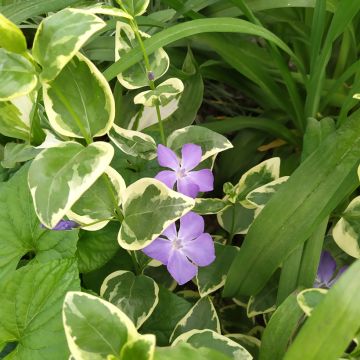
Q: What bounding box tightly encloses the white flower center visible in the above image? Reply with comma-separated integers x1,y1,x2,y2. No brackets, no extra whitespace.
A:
176,168,187,179
172,237,183,250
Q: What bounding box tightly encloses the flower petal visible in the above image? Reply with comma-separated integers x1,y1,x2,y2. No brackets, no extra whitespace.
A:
182,233,215,267
181,143,202,171
187,169,214,193
162,222,177,241
178,212,204,240
50,220,78,231
317,251,336,285
155,170,177,189
177,176,199,198
328,265,348,287
142,237,173,265
167,250,197,285
157,144,179,170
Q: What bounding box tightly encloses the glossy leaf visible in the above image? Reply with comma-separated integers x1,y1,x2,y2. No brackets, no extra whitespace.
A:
0,48,37,101
1,142,39,168
296,288,327,317
118,178,194,250
117,0,150,16
28,141,114,229
193,198,230,215
0,259,80,359
43,53,115,141
32,8,105,81
0,13,27,53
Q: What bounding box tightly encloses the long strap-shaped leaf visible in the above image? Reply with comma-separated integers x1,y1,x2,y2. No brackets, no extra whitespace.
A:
103,18,297,81
284,260,360,360
223,109,360,297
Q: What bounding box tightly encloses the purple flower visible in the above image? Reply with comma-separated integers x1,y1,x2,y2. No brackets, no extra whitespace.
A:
142,212,215,285
155,144,214,198
314,251,348,288
41,220,79,231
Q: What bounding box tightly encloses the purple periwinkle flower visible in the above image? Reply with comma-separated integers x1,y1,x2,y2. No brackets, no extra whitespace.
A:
142,212,215,285
41,220,79,231
314,251,348,288
155,144,214,198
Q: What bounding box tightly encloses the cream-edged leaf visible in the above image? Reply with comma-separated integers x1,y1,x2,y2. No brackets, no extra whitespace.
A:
297,288,328,317
170,297,221,343
333,196,360,258
134,78,184,107
196,244,239,297
193,198,230,215
115,21,169,89
43,53,115,141
120,334,156,360
83,4,133,19
0,13,27,53
32,8,106,82
1,142,40,168
101,270,159,329
109,124,157,160
63,291,138,359
68,166,125,231
167,125,233,161
172,329,252,360
118,0,150,16
118,178,194,250
0,48,37,101
28,141,114,229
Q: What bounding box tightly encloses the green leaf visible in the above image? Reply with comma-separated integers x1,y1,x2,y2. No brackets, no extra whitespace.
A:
101,270,159,329
117,0,150,16
0,13,27,53
140,285,192,346
115,21,169,89
43,53,115,142
120,334,155,360
170,297,221,342
118,178,194,250
332,195,360,258
104,18,297,82
109,124,157,160
259,292,304,360
63,291,142,359
172,329,252,360
224,110,360,297
1,142,40,168
193,198,230,215
83,4,133,19
196,243,239,297
0,48,37,101
68,166,125,230
284,260,360,360
296,288,327,317
155,343,232,360
28,141,114,229
76,223,120,273
0,259,80,359
167,125,233,161
0,165,78,279
134,78,184,107
32,8,105,82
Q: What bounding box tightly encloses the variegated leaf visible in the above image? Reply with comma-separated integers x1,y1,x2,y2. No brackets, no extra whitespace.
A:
134,78,184,107
1,142,40,168
0,48,37,101
333,196,360,258
83,4,133,19
118,178,194,250
234,157,281,204
109,124,157,160
28,141,114,229
196,243,239,297
245,176,289,209
63,291,140,359
43,53,115,141
32,8,106,82
193,198,230,215
117,0,150,16
115,21,169,89
297,288,327,316
68,167,125,231
167,126,233,161
120,334,155,360
101,270,159,329
172,329,252,360
170,297,221,343
0,13,27,53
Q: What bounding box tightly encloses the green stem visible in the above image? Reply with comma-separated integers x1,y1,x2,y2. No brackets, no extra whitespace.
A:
129,18,166,144
101,174,124,222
